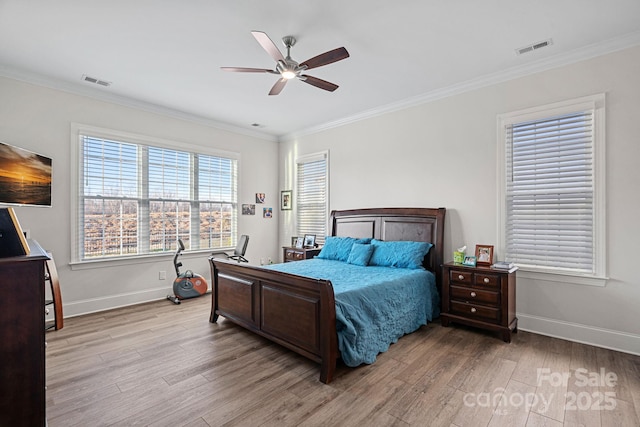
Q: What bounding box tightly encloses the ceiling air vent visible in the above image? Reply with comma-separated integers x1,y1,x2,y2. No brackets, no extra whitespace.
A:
515,38,553,55
82,74,112,87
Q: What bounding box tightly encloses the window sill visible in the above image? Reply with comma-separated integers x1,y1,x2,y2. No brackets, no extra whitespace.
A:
69,248,224,271
517,268,608,287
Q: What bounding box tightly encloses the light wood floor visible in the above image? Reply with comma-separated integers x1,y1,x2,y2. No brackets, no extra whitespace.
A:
46,295,640,427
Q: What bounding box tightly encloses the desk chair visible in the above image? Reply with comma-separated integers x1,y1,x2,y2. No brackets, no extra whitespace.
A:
211,235,249,263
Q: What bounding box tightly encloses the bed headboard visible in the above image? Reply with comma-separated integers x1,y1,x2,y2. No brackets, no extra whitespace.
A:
330,207,446,289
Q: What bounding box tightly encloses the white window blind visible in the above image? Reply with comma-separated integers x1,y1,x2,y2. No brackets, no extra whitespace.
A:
296,152,328,245
501,96,605,278
77,133,237,261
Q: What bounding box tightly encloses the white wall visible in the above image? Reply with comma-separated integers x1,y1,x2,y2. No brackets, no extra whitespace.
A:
279,45,640,355
0,77,280,317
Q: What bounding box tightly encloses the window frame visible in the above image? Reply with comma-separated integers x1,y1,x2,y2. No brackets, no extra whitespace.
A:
70,123,239,268
496,94,607,286
295,151,329,245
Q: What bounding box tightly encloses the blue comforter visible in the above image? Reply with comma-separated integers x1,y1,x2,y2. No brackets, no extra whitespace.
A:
263,258,439,367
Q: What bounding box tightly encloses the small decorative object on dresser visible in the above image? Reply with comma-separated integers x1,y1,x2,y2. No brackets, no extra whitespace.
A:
492,261,515,270
462,255,476,267
295,237,304,249
475,244,494,266
441,262,518,342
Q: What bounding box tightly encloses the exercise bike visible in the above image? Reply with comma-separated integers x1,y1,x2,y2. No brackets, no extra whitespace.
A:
166,239,208,305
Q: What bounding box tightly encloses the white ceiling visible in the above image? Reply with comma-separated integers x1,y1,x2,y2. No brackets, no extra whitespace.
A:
1,1,640,140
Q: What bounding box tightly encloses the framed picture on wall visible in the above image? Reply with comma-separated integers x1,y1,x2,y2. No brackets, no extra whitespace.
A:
242,204,255,215
281,190,292,210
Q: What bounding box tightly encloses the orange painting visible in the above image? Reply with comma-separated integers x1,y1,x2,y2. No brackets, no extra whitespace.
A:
0,141,52,206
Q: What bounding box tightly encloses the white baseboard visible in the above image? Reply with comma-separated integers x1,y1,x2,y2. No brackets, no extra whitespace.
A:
518,313,640,356
63,286,176,318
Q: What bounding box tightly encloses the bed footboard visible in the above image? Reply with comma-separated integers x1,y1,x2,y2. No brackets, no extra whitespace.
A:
209,258,339,383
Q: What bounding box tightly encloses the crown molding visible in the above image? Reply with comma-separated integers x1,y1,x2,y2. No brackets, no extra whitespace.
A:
0,65,278,143
281,31,640,142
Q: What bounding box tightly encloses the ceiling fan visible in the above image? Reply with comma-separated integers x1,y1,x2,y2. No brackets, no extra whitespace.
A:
221,31,349,96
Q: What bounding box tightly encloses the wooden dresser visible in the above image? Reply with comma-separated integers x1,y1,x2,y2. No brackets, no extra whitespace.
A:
0,240,49,426
441,262,517,342
282,246,321,262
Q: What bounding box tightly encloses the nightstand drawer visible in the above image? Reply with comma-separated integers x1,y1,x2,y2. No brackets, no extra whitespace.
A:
451,301,500,322
473,273,500,289
450,285,499,306
283,246,321,262
449,269,473,285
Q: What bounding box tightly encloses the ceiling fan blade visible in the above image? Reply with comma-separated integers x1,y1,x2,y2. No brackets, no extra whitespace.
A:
299,47,349,70
251,31,285,62
221,67,277,73
269,78,287,96
300,75,339,92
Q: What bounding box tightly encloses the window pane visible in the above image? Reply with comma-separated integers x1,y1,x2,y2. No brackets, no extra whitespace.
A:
199,155,235,202
83,198,138,258
148,147,191,200
149,201,190,252
83,137,138,197
199,202,233,248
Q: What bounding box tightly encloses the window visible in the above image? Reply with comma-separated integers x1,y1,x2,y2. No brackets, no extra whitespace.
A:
72,125,238,262
497,95,606,286
296,152,329,245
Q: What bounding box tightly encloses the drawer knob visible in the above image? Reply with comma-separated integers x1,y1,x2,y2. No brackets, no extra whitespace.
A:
470,292,477,297
45,308,50,315
458,274,465,280
470,307,477,313
483,277,490,284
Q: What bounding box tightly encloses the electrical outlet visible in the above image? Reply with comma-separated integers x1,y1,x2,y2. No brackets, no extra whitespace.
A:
159,271,166,280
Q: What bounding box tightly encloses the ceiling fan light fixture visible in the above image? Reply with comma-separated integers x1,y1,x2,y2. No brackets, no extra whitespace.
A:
281,70,296,79
276,60,297,79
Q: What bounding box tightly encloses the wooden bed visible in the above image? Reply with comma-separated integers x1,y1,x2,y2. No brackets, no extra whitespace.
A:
209,207,446,383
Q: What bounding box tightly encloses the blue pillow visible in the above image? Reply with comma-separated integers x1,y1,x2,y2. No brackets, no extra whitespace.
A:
368,239,433,269
316,236,372,262
346,243,375,266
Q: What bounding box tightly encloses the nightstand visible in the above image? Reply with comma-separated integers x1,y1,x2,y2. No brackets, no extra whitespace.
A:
441,262,518,342
282,246,321,262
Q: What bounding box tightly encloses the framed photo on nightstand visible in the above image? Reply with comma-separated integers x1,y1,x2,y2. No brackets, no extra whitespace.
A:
303,234,316,248
462,255,477,267
475,244,494,266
